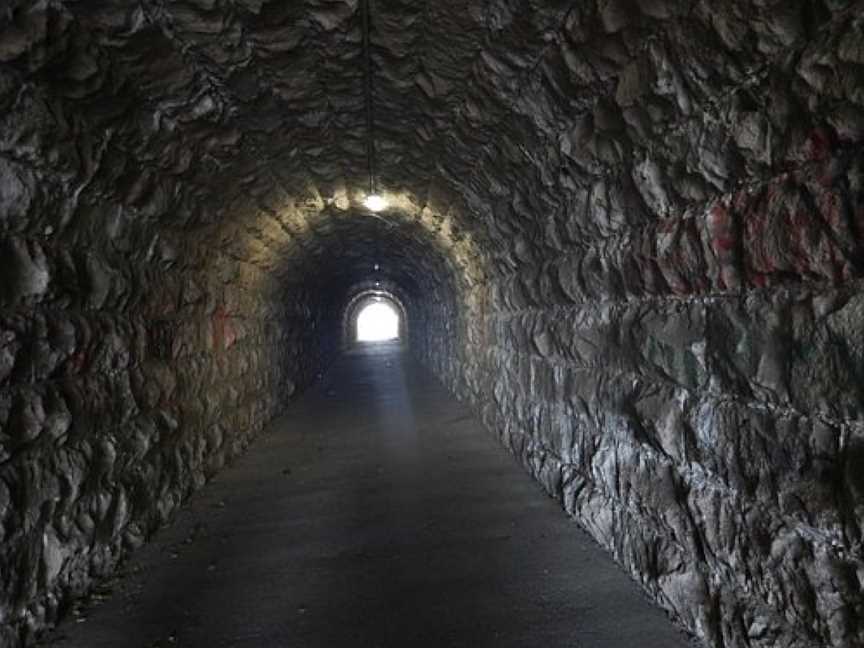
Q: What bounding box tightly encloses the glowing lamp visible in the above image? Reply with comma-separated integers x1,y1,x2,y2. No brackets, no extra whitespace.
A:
364,194,387,212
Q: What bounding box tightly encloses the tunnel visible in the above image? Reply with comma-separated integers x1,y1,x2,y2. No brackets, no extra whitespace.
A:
1,1,863,647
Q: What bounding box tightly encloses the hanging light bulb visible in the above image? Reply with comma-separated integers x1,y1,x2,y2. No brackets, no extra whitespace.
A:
364,194,387,212
361,0,388,215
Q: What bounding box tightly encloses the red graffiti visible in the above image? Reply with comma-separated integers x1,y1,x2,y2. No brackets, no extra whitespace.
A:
806,127,833,162
212,306,237,352
715,236,736,252
68,351,87,374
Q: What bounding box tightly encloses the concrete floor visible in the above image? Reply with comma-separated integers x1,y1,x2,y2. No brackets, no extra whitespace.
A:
46,343,695,648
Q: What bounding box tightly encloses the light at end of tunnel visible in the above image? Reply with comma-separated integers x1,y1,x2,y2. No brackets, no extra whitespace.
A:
357,301,400,342
364,194,388,212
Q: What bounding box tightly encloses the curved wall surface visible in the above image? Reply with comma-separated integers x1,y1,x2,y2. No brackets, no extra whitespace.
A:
1,2,863,647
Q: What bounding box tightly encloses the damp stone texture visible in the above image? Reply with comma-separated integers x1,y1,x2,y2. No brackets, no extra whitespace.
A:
1,1,863,648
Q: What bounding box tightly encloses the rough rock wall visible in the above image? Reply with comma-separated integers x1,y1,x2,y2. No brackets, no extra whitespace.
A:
0,175,328,647
416,4,864,648
0,12,333,644
2,1,864,648
0,4,477,639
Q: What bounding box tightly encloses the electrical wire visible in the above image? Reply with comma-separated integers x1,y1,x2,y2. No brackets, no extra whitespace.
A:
362,0,377,196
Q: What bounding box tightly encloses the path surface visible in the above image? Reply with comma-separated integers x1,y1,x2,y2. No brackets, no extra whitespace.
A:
47,343,694,648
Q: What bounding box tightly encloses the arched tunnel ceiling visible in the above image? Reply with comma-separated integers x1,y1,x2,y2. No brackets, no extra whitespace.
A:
276,214,452,297
203,185,482,325
3,0,861,282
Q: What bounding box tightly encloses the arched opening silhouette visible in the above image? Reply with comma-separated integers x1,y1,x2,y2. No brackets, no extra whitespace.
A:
341,289,410,349
356,300,400,342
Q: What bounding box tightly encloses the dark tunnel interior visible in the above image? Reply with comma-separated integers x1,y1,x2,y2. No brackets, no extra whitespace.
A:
1,1,864,647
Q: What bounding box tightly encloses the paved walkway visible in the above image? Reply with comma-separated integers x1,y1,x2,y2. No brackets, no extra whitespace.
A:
47,343,694,648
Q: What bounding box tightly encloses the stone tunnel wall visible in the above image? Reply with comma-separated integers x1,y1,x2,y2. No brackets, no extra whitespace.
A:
0,222,330,646
0,79,333,647
0,54,469,645
2,1,864,648
415,6,864,648
0,104,471,647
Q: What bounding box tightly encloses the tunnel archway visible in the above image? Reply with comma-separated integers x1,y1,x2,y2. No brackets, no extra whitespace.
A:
343,289,408,347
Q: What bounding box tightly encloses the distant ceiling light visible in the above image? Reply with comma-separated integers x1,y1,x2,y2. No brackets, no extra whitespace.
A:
364,194,387,212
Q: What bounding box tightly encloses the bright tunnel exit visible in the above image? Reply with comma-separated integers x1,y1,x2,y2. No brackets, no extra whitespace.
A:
356,300,400,342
